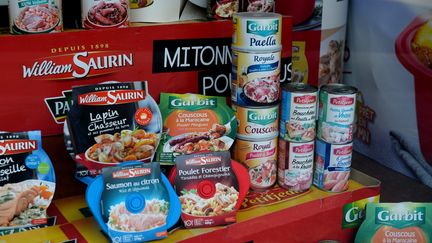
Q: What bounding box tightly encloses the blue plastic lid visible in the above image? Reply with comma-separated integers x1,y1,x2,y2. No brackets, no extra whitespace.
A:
125,193,146,214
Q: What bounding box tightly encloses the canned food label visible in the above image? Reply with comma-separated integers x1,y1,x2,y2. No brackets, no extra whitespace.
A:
232,14,281,51
318,92,356,144
278,140,314,191
232,51,280,106
247,20,278,37
280,91,317,142
313,139,352,192
233,138,277,190
233,105,278,139
9,0,63,34
81,0,129,29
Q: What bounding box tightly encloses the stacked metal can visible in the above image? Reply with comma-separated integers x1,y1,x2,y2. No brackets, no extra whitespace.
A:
313,84,358,192
231,12,282,191
277,82,318,192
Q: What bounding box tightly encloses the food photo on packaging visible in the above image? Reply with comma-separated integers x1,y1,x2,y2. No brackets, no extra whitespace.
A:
0,131,56,235
8,0,63,34
156,93,237,164
169,151,249,228
86,162,181,242
81,0,129,29
65,81,162,180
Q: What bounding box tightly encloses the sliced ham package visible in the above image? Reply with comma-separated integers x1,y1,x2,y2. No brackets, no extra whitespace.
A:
65,81,162,181
0,131,55,234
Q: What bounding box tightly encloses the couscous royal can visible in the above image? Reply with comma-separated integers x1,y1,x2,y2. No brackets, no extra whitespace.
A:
233,136,278,191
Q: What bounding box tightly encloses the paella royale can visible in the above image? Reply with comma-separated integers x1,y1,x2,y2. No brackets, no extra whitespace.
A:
9,0,63,34
232,12,282,51
317,84,357,144
232,104,279,140
278,139,314,192
313,138,352,193
233,136,278,191
280,82,318,142
231,50,281,106
231,49,281,106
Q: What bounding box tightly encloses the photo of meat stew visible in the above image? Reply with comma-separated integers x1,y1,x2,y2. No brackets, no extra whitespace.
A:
87,0,128,27
86,129,159,163
15,5,60,33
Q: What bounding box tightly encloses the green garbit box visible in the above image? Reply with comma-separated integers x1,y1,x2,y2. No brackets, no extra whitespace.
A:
355,202,432,243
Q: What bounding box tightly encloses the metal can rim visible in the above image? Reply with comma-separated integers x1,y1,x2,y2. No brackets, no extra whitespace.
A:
282,82,318,93
320,83,358,95
315,137,354,146
232,103,279,110
278,135,316,143
235,134,279,142
233,12,282,19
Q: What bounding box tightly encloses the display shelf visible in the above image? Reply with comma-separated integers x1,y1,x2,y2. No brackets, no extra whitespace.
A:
0,169,380,243
352,152,432,202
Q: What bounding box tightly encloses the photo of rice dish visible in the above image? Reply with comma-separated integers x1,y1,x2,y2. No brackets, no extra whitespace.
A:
179,183,238,217
86,129,159,163
243,75,279,104
0,180,54,227
108,199,168,232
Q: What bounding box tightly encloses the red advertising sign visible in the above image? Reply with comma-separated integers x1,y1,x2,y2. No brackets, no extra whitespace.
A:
0,19,292,136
